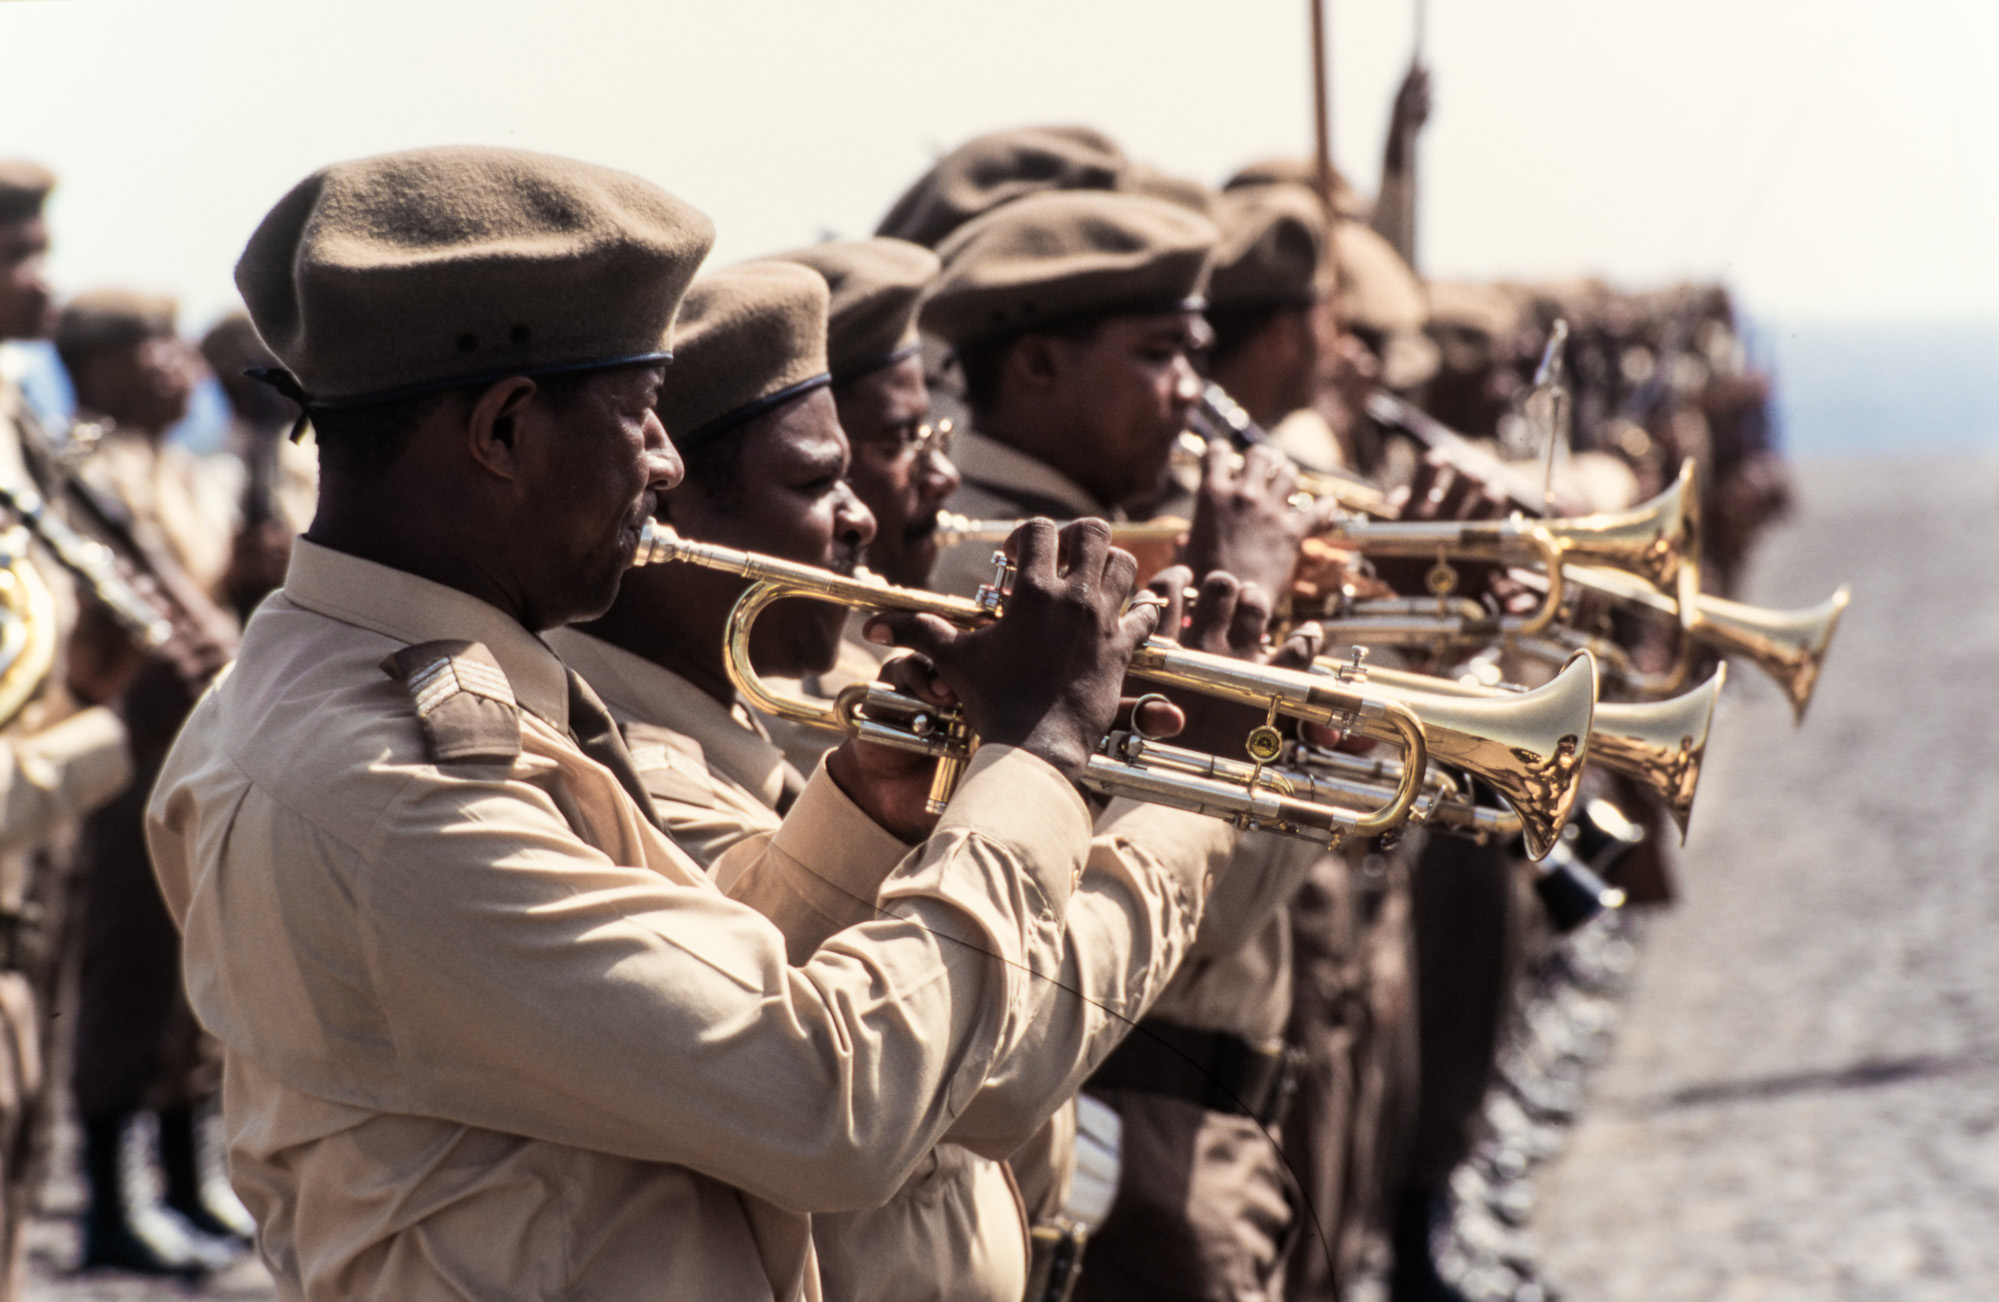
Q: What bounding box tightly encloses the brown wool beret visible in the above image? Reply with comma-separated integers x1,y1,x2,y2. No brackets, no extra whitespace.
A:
234,146,714,408
921,191,1217,351
55,290,177,368
653,261,830,450
0,161,55,224
200,310,277,378
1222,159,1368,221
775,238,940,384
1122,166,1217,221
1208,185,1328,311
876,126,1128,250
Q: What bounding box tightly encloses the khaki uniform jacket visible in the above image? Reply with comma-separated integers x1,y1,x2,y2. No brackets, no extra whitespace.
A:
932,421,1326,1048
545,630,1239,1301
79,424,235,598
543,627,796,874
145,538,1109,1302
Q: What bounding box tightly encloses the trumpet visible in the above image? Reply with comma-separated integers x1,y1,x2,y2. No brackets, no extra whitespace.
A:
932,512,1190,552
630,523,1598,856
1305,459,1698,640
1528,564,1849,722
1338,658,1726,839
0,482,173,648
1188,385,1399,518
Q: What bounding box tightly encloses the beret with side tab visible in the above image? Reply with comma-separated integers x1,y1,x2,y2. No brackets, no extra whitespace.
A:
920,190,1217,351
1222,157,1368,221
876,125,1128,250
381,640,521,765
234,145,714,409
653,261,831,451
773,238,940,385
1208,184,1329,310
0,160,55,224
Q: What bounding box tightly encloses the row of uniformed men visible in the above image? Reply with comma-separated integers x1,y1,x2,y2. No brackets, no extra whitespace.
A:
0,125,1570,1302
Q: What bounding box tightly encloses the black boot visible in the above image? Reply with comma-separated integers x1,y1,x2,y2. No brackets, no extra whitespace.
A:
159,1105,254,1243
80,1111,209,1277
1388,1185,1472,1302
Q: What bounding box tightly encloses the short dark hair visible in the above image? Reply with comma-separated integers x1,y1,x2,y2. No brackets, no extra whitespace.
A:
956,316,1104,414
309,368,600,484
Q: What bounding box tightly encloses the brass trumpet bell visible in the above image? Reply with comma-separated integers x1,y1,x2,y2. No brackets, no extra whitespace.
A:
1589,666,1725,840
1338,653,1599,861
1687,586,1848,723
1535,458,1696,593
0,529,56,732
1556,564,1849,722
1354,659,1723,841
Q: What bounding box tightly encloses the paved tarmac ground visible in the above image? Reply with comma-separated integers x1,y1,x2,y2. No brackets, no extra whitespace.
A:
1533,455,1999,1301
22,454,1993,1299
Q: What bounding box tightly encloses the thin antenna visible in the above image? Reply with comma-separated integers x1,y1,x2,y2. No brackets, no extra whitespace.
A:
1534,319,1571,514
1309,0,1335,212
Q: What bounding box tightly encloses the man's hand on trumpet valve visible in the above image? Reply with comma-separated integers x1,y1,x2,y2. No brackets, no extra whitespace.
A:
861,517,1162,782
1182,438,1323,601
1139,564,1332,757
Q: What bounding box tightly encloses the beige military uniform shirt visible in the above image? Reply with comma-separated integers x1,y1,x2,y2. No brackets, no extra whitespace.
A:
543,628,796,873
931,427,1122,599
80,424,234,597
145,538,1111,1302
547,631,1238,1302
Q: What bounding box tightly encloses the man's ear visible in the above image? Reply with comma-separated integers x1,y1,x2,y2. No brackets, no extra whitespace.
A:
464,377,540,482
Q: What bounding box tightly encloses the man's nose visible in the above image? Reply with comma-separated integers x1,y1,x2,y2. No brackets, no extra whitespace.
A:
919,450,962,503
1170,354,1202,405
647,412,685,490
835,482,877,549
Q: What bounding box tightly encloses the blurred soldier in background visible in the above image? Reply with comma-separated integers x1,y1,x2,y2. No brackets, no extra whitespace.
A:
54,291,245,1275
199,312,311,620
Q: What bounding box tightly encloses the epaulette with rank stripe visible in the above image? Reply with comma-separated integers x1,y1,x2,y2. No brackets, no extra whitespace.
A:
380,640,521,764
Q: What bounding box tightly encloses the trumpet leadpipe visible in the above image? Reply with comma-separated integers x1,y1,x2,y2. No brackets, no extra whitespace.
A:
931,512,1190,551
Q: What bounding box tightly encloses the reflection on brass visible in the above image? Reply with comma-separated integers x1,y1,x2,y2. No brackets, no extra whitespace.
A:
1355,661,1725,843
0,530,56,731
1553,565,1849,722
931,513,1190,551
631,523,1597,853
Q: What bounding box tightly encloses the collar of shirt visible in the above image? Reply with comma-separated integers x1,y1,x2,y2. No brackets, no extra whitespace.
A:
543,627,791,812
282,536,571,734
949,427,1119,520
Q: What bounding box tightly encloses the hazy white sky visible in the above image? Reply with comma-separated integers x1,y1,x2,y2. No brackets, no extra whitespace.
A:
2,0,1995,333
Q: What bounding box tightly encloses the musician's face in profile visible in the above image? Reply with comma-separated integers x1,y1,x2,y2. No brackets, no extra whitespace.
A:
650,387,878,677
837,355,960,588
70,333,199,436
1038,309,1204,509
0,218,54,342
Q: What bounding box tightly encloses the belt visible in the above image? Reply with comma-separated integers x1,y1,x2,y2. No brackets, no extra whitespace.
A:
1024,1220,1087,1302
1086,1018,1301,1128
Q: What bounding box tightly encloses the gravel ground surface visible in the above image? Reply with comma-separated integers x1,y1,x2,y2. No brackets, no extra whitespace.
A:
1533,455,1999,1300
24,455,1987,1299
